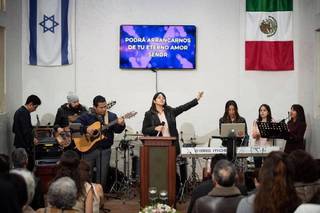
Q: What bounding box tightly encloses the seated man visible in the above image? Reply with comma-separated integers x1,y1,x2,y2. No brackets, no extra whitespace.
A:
192,159,243,213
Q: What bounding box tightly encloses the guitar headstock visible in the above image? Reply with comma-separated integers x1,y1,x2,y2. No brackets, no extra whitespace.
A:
107,100,116,109
123,111,138,119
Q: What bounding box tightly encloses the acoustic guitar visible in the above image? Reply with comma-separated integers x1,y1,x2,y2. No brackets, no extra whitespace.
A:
74,111,137,152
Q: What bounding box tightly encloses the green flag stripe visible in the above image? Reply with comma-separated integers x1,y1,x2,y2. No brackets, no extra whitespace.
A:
246,0,292,12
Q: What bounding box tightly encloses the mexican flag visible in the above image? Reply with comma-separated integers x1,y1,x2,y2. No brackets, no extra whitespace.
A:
245,0,294,71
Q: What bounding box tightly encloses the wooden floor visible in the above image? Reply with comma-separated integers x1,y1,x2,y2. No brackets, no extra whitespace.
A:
104,194,190,213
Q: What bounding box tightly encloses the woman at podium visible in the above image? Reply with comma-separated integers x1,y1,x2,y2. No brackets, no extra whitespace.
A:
142,91,203,183
219,100,248,160
285,104,307,153
252,104,274,167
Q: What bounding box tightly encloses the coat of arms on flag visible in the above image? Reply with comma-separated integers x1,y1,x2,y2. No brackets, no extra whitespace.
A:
245,0,294,71
28,0,73,66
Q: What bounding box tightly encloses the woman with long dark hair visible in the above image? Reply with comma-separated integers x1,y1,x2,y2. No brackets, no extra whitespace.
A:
285,104,307,153
219,100,248,160
142,91,203,185
252,104,274,167
237,151,301,213
254,151,301,213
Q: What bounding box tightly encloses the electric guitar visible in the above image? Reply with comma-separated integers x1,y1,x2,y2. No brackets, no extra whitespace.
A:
54,127,72,148
74,111,137,152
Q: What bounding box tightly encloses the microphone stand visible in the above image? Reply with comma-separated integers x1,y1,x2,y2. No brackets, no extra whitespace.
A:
151,68,158,93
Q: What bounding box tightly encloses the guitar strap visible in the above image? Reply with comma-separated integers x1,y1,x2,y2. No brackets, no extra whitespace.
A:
104,111,109,125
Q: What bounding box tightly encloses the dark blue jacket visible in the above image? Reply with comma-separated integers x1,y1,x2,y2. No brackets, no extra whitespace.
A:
76,111,125,151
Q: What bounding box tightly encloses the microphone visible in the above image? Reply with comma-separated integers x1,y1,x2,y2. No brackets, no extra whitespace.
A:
36,114,40,127
180,131,184,143
156,121,165,136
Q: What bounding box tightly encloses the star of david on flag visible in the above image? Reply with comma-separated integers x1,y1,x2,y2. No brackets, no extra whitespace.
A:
28,0,73,66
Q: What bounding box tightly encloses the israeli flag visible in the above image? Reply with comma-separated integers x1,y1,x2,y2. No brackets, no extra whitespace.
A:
28,0,72,66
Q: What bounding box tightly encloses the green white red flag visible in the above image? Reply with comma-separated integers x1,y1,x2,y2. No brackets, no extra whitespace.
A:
245,0,294,71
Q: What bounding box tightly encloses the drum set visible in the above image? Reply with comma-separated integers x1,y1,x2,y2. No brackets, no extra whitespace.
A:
108,130,207,203
109,130,143,201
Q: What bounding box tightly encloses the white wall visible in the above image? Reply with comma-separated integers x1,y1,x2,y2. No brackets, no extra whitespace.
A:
0,0,22,154
13,0,319,155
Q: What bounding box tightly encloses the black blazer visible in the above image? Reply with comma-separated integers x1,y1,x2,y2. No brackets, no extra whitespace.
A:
142,98,198,155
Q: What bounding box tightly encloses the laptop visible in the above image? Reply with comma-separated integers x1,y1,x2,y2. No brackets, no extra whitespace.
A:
220,123,246,138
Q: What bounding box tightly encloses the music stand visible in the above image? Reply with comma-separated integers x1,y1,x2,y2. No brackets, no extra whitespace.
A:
256,121,288,143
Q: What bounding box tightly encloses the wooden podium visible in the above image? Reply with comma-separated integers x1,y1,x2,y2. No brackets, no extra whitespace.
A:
140,136,176,207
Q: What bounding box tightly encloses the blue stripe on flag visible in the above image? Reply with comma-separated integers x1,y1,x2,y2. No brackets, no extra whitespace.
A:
29,0,37,65
61,0,69,65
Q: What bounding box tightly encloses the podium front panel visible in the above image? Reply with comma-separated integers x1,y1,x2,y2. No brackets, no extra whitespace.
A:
149,147,168,192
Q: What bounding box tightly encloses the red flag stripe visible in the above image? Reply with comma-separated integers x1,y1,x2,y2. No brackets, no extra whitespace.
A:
245,41,294,71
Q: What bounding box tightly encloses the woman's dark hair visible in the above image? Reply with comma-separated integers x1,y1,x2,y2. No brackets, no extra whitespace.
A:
288,150,319,183
54,150,84,198
254,151,301,213
291,104,306,123
222,100,239,121
0,175,21,213
79,159,91,183
257,104,272,122
8,173,28,209
150,92,167,113
0,154,10,174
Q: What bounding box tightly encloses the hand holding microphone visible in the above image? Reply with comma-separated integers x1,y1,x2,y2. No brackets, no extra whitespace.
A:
155,121,165,136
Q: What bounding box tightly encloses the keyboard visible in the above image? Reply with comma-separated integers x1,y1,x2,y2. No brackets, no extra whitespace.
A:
180,146,281,158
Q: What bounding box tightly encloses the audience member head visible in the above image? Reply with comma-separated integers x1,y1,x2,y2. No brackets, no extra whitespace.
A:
212,159,236,187
254,151,300,213
0,153,10,174
10,169,35,206
210,154,227,174
223,100,239,121
11,148,28,169
55,150,83,198
0,175,21,213
48,177,77,209
288,150,318,183
257,104,272,122
290,104,306,123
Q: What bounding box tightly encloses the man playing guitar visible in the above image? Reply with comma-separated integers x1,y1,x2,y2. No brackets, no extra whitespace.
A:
54,92,87,148
75,95,125,190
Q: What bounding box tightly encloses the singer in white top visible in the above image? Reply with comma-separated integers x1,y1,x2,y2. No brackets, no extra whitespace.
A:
252,104,274,168
252,104,274,147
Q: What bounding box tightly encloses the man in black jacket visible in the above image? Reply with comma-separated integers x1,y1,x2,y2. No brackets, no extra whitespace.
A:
12,94,41,171
54,92,87,132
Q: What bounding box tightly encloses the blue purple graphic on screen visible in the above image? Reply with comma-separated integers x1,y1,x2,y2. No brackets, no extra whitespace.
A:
120,25,196,69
